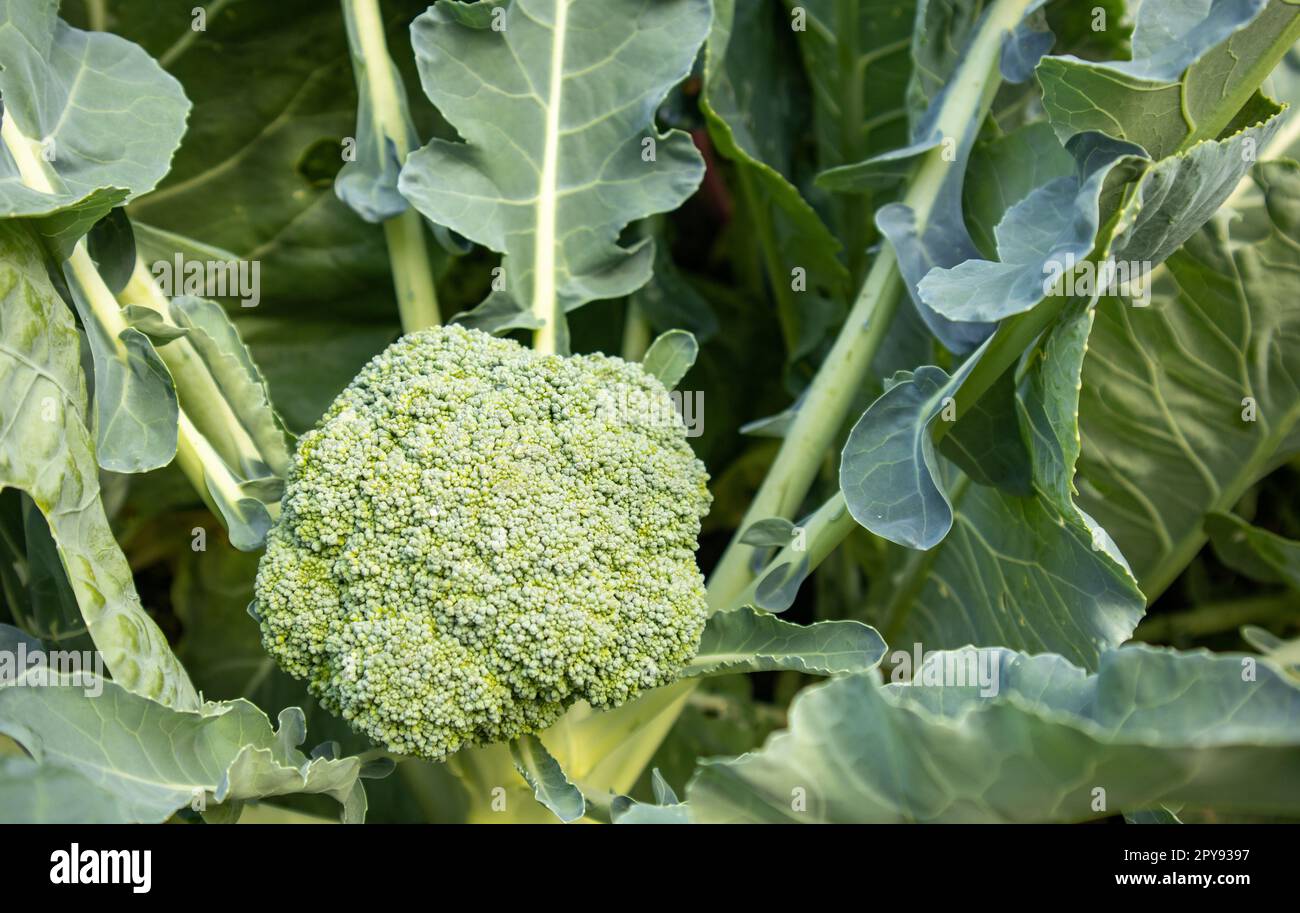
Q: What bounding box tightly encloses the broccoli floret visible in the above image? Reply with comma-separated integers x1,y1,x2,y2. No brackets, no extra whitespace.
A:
253,325,711,760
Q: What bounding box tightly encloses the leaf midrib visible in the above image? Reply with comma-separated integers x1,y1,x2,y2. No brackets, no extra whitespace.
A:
532,0,570,350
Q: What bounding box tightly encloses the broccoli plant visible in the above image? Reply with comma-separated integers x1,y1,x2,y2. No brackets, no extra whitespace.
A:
1,0,1300,829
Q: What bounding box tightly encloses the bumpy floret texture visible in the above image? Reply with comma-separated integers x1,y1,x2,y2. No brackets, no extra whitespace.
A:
254,326,711,760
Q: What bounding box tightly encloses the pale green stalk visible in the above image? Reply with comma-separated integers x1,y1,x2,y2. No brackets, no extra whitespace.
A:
342,0,441,333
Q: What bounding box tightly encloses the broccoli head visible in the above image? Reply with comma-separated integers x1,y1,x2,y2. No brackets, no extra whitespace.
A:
253,326,711,760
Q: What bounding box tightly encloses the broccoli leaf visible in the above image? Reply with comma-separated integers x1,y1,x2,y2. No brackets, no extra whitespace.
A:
0,221,197,709
641,329,698,390
1037,0,1293,159
684,606,886,678
510,733,585,823
701,0,848,327
0,0,189,255
398,0,709,353
687,646,1300,823
866,304,1144,670
0,756,134,824
1077,161,1300,598
0,667,368,824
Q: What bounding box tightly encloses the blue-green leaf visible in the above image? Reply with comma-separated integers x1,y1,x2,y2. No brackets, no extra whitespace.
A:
641,329,698,390
399,0,710,352
0,0,189,255
688,646,1300,823
0,222,196,708
1037,0,1289,159
684,606,886,677
64,265,178,472
1206,512,1300,591
0,670,367,824
510,733,585,823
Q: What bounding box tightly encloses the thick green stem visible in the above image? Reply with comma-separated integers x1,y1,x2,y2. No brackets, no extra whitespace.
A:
342,0,441,333
621,299,651,362
383,209,441,332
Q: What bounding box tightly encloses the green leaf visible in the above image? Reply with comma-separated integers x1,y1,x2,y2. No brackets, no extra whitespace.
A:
63,263,179,472
0,0,189,254
684,606,886,678
398,0,709,352
1124,807,1183,825
18,496,90,650
687,645,1300,823
0,756,133,824
738,517,797,547
612,798,690,824
167,295,292,480
887,306,1145,669
936,362,1031,496
641,329,698,390
1206,512,1300,591
86,207,139,294
1037,0,1294,159
0,221,196,708
1077,161,1300,598
840,359,981,550
787,0,914,175
510,733,585,823
919,132,1147,324
962,122,1076,257
651,768,679,806
628,241,720,343
0,670,367,824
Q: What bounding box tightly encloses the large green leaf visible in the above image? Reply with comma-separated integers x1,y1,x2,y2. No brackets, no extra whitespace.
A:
0,221,196,708
848,71,1286,557
1037,0,1295,159
787,0,914,175
687,645,1300,822
882,305,1144,669
0,668,368,824
0,2,190,472
398,0,709,352
1077,161,1300,597
0,0,188,253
